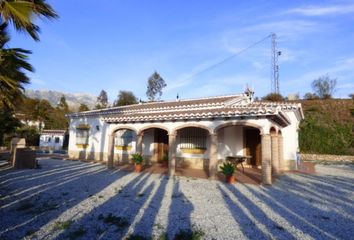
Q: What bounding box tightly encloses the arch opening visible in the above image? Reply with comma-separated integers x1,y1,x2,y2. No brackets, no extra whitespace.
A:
215,123,262,167
140,127,169,164
175,127,210,171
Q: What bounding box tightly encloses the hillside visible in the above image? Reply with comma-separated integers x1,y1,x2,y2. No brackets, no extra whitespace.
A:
298,99,354,124
295,99,354,155
25,89,97,110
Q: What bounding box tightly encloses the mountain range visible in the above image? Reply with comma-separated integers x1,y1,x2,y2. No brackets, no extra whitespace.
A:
25,89,98,110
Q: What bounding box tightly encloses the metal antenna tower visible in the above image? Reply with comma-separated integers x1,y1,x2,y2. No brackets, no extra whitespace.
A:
271,33,281,94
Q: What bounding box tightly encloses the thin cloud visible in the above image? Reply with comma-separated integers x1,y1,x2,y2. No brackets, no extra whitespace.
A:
286,4,354,16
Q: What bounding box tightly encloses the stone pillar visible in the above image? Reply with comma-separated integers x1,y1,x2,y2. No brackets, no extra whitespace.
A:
10,138,26,163
136,133,143,154
261,134,272,185
107,134,114,169
168,133,176,176
209,133,218,180
271,134,279,175
278,135,284,172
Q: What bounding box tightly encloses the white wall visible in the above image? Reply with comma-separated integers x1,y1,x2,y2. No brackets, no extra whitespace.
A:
142,129,154,156
68,114,302,164
40,134,64,150
68,117,108,154
281,111,300,161
217,126,244,159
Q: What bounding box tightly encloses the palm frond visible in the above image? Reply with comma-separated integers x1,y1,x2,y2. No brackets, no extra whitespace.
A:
0,0,58,41
0,23,33,108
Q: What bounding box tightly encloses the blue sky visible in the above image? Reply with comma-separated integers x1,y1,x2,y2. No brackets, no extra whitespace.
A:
9,0,354,102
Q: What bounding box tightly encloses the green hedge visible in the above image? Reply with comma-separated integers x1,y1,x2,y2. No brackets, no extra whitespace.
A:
299,115,354,155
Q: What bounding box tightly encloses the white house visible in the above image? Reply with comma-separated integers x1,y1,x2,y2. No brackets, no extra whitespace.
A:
39,130,67,150
67,91,303,184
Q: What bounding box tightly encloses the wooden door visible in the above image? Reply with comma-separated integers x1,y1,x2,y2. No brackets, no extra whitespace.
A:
244,128,261,166
154,129,169,162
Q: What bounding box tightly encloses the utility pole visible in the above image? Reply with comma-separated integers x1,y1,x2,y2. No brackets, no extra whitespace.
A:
271,33,281,94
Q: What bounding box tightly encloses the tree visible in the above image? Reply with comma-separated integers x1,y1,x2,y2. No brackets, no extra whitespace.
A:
146,71,166,101
303,92,319,100
79,103,90,112
0,105,21,145
113,90,138,107
57,95,69,113
96,90,108,109
349,93,354,100
262,93,284,102
0,23,33,108
311,75,337,99
0,0,58,41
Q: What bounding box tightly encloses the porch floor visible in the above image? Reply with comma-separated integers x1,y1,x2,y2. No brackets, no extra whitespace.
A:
114,163,263,184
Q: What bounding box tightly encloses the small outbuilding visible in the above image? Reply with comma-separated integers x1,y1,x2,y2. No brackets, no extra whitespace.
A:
39,130,67,150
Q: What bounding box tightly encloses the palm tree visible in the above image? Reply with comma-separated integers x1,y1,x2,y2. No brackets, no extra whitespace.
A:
0,22,33,108
0,0,58,41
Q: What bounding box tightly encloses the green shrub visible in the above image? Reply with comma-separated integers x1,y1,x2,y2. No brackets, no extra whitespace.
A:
174,228,205,240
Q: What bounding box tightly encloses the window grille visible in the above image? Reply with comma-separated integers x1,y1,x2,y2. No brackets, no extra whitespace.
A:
115,129,135,147
76,129,89,145
179,128,207,149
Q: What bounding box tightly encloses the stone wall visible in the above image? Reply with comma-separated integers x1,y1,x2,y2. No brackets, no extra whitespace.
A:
13,148,36,169
68,150,108,162
300,153,354,162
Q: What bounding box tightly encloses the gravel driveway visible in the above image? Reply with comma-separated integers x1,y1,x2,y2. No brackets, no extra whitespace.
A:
0,159,353,239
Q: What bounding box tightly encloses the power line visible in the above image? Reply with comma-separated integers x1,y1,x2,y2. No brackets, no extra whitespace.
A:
181,34,272,83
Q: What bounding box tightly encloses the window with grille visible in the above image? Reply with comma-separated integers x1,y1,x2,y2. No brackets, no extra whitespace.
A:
179,128,207,149
115,129,135,147
76,129,89,145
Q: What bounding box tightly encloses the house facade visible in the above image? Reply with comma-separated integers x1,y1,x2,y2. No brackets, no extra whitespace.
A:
39,130,67,150
67,92,303,184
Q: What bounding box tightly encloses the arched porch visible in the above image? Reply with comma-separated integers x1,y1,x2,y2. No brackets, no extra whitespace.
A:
105,121,282,185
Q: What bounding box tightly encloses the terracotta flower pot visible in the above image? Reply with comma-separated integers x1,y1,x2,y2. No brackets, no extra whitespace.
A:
226,175,235,184
135,164,142,173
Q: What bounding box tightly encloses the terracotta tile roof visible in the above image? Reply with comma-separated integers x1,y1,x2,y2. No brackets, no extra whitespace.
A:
67,93,303,126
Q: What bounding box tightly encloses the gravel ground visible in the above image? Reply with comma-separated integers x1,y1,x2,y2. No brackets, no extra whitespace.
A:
0,159,353,240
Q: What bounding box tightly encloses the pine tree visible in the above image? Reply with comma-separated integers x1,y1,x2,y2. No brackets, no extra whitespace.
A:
96,90,108,109
146,71,166,101
57,95,69,113
79,103,90,112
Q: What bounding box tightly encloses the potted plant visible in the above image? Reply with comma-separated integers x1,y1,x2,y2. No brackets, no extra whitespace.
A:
220,162,236,183
132,153,144,173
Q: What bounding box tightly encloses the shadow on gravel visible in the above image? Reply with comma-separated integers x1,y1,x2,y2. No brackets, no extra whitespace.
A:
0,159,131,240
217,184,268,239
131,174,169,237
53,172,154,239
222,183,295,240
167,179,194,239
245,174,354,240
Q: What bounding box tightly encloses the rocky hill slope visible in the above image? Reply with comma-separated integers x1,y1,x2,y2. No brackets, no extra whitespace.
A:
25,89,97,110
